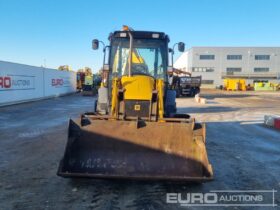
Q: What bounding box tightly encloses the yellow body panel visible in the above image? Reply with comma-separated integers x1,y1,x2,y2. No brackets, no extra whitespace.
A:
156,79,165,119
224,79,246,91
111,78,119,117
121,75,154,100
85,75,93,85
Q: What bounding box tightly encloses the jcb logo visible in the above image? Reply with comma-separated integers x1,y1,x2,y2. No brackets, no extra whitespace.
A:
134,104,141,111
0,77,11,88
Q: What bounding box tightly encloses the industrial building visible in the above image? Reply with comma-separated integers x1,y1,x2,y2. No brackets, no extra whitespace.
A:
174,47,280,87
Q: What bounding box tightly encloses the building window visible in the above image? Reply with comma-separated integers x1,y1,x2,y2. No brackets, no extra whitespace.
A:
254,68,269,72
253,80,268,83
192,67,215,72
201,80,214,84
227,55,242,60
205,68,214,72
226,67,242,72
199,55,215,60
255,55,270,60
226,67,242,75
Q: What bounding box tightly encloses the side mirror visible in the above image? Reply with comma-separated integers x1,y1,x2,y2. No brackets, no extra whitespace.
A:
178,42,185,52
92,39,99,50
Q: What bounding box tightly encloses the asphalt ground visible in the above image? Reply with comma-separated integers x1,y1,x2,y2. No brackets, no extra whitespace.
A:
0,90,279,210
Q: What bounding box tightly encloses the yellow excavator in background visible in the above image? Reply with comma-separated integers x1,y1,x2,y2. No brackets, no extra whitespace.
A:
57,26,213,181
82,67,94,96
76,67,94,95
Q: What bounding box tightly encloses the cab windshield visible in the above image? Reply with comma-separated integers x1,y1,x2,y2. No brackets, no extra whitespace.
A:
110,38,167,79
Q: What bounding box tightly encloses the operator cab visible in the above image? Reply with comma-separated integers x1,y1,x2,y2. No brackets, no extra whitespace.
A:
92,28,185,116
109,31,170,80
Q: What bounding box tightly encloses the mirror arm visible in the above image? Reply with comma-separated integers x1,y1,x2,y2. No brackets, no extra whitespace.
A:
103,46,110,66
94,40,107,65
171,43,179,67
97,40,105,52
172,43,179,54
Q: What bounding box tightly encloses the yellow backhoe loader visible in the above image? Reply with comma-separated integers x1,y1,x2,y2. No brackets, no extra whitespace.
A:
57,26,213,181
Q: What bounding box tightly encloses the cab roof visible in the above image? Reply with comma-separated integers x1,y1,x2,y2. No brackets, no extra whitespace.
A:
109,31,170,42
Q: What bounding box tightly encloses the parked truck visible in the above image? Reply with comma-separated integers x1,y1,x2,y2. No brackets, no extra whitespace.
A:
171,68,201,97
175,75,201,97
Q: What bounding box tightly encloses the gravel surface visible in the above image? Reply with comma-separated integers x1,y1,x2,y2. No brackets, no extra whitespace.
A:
0,90,279,210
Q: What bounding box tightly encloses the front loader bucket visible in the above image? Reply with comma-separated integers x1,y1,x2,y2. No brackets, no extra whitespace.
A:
57,117,213,181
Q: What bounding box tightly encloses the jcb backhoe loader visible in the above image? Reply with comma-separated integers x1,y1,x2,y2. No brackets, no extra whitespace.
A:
57,26,213,181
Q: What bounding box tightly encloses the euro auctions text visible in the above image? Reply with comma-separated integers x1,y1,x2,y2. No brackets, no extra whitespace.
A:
166,190,277,207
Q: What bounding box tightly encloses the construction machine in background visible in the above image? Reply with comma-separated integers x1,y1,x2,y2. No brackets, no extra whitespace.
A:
177,76,201,97
223,79,246,91
76,70,85,91
171,69,201,97
92,73,102,95
82,67,94,96
57,26,213,181
253,81,279,91
76,67,95,96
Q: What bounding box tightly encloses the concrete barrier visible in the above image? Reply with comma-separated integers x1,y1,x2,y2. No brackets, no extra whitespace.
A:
194,94,207,104
44,68,76,97
0,61,76,106
274,118,280,130
200,98,207,104
264,115,277,127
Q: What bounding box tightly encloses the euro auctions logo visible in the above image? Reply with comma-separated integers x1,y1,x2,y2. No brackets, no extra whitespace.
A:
0,76,11,88
52,78,64,86
0,75,35,90
51,78,70,87
166,190,277,207
167,192,218,206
